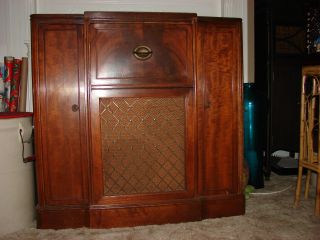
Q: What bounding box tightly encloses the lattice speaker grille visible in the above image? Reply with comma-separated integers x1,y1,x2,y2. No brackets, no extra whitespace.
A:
100,97,186,196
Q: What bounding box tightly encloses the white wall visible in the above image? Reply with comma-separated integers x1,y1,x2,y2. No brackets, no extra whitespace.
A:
0,0,34,60
35,0,222,16
247,0,254,83
0,0,36,112
0,116,35,236
222,0,254,83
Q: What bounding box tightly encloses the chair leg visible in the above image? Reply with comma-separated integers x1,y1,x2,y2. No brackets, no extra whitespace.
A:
305,169,312,199
295,166,304,208
315,173,320,216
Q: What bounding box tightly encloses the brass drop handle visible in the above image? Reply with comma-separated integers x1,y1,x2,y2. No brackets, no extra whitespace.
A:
72,104,79,112
133,45,153,60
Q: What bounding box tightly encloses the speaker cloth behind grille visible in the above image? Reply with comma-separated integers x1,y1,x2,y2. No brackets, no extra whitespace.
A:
100,97,186,196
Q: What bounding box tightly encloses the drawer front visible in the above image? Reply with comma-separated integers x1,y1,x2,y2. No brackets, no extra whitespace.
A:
88,23,194,86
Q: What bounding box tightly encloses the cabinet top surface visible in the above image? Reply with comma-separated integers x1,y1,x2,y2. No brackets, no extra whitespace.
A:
31,12,196,21
31,12,241,22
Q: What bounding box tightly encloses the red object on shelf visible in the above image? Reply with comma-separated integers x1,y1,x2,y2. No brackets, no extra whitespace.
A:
0,112,33,119
9,58,22,112
3,56,14,111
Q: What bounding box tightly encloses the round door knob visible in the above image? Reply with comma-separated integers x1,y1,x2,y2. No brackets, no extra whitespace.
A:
72,104,79,112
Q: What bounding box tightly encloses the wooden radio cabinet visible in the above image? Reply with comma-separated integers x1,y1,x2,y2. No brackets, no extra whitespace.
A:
31,12,244,229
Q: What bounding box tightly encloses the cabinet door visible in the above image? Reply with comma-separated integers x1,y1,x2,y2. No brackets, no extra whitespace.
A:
90,88,195,205
33,23,88,206
197,19,243,196
87,22,194,87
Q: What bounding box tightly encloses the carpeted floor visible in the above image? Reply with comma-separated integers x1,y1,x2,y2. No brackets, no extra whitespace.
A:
1,174,319,240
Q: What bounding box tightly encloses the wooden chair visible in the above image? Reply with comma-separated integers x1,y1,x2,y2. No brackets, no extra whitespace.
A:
294,65,320,216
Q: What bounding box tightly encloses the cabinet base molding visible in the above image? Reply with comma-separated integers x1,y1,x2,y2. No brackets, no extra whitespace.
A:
89,200,202,228
37,207,89,229
37,195,244,229
202,194,245,218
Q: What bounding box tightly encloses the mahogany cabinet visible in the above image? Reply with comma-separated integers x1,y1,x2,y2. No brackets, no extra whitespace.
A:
31,12,244,229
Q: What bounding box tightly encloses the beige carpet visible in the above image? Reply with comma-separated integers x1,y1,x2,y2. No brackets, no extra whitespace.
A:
1,174,320,240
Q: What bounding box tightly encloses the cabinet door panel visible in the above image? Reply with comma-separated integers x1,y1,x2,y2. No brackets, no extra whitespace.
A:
88,23,193,86
90,88,195,205
197,19,243,195
36,24,88,205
